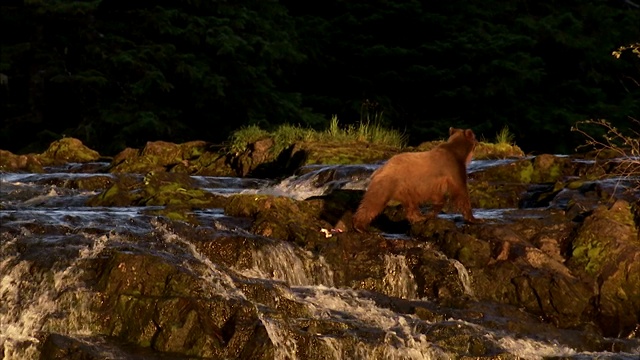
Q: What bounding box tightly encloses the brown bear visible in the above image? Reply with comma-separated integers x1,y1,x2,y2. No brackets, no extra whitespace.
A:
353,127,480,231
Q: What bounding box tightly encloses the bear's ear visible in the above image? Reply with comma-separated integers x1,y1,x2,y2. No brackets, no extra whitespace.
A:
449,127,455,136
464,129,476,140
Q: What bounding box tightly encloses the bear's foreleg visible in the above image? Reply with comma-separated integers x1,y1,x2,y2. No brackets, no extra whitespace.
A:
453,190,481,223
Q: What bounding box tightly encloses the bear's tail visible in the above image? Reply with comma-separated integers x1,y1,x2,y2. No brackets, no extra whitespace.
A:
353,184,390,232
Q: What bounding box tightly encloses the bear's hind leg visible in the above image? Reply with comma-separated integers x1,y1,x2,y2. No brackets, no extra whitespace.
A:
353,182,391,231
404,200,427,224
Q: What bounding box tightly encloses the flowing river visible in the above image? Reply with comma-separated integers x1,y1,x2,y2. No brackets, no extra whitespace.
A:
1,160,639,359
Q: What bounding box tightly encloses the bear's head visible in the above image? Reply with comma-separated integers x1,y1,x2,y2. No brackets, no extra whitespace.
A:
448,127,477,144
447,127,477,164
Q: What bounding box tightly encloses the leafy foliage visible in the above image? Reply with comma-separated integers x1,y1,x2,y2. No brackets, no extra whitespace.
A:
1,0,316,154
1,0,639,155
284,0,640,153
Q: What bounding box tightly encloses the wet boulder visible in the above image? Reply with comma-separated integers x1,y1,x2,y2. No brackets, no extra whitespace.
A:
191,149,237,176
87,172,228,222
465,216,593,329
224,194,330,247
230,137,277,177
86,174,144,207
29,173,114,192
92,250,276,359
472,154,577,184
469,181,529,209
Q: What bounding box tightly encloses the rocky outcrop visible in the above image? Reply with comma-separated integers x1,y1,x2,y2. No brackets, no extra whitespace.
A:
38,137,102,165
0,149,44,172
4,137,640,359
568,199,640,337
109,140,235,176
87,171,228,222
0,137,101,172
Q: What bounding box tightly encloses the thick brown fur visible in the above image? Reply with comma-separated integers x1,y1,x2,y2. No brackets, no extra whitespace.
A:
353,127,480,231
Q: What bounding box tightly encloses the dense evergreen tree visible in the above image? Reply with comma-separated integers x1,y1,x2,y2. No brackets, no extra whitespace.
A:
1,0,639,154
1,0,318,154
284,0,640,153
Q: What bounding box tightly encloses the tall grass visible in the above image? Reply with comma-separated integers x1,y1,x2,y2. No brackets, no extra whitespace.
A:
495,126,515,145
325,115,407,146
227,115,406,155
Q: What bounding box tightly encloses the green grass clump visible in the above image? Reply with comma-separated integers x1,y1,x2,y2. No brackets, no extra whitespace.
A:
495,125,515,145
322,115,407,146
271,124,315,154
228,125,270,154
227,115,406,155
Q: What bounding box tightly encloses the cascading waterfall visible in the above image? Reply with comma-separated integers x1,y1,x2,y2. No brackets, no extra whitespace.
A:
257,310,299,360
153,219,248,300
238,241,334,287
251,164,376,200
298,286,449,360
151,220,444,360
155,217,329,360
449,258,475,298
0,233,110,360
422,243,476,298
383,254,418,299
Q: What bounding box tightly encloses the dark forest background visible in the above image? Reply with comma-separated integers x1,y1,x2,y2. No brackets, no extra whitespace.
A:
1,0,639,155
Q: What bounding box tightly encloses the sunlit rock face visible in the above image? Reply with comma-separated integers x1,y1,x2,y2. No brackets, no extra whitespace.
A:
2,147,640,359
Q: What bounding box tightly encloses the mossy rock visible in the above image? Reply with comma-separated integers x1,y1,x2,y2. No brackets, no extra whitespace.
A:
86,175,143,207
0,149,44,172
469,181,529,209
409,217,457,238
109,146,168,174
569,199,636,277
225,194,330,246
108,140,234,175
287,141,399,166
415,140,524,159
473,155,575,184
87,172,228,222
437,231,492,268
38,137,101,165
473,142,525,159
143,204,199,223
562,199,640,336
72,176,114,191
191,150,236,176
